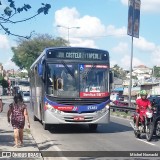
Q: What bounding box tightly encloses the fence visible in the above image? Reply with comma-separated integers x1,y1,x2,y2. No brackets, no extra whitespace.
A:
110,100,136,113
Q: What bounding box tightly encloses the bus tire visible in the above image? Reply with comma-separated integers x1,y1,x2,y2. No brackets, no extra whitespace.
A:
89,124,98,131
33,115,38,121
43,123,50,130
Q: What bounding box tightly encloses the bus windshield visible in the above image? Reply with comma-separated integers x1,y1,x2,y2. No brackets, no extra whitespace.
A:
46,63,108,98
80,64,108,93
18,81,30,86
46,63,79,98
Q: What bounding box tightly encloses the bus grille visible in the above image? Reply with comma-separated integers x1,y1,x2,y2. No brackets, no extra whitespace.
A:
46,96,109,106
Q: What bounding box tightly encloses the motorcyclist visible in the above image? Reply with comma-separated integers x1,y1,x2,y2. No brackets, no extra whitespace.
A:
135,90,152,130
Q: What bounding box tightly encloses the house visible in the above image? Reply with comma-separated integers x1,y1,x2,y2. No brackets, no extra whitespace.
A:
140,83,160,94
113,77,123,89
123,87,140,102
133,65,152,81
122,79,138,87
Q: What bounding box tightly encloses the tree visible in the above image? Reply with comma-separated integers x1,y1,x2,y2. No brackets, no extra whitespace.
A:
0,0,51,38
153,66,160,77
11,34,68,70
1,79,9,88
112,64,127,79
0,76,9,88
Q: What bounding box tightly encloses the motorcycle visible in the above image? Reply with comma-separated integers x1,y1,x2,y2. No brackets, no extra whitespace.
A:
154,117,160,137
130,107,154,141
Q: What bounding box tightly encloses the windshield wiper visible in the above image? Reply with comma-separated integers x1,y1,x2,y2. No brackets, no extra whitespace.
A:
61,61,75,79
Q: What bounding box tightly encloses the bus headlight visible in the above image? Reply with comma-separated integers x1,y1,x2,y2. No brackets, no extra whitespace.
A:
50,107,56,112
57,110,62,114
51,108,62,114
46,103,62,114
96,104,110,114
97,107,107,114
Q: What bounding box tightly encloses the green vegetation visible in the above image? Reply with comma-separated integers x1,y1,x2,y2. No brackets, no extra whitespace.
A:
111,109,133,119
0,75,9,88
112,64,127,79
153,66,160,77
24,128,31,134
11,34,68,70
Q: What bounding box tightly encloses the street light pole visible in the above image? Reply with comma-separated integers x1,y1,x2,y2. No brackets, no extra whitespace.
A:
57,25,80,43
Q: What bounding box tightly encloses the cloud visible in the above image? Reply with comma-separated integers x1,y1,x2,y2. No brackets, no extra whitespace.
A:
106,25,127,37
54,7,159,68
121,0,128,6
55,7,80,27
55,7,106,39
3,58,18,70
0,34,10,50
110,60,117,67
54,7,105,46
120,55,144,69
134,37,156,52
112,42,129,54
121,0,160,13
152,46,160,65
69,38,97,48
54,7,128,48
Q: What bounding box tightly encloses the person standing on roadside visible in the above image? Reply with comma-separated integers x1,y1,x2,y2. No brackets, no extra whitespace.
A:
7,93,30,147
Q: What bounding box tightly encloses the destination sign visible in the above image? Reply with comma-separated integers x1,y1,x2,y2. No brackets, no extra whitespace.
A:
47,50,108,60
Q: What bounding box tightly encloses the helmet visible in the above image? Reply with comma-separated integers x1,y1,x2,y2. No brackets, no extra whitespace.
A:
140,90,147,96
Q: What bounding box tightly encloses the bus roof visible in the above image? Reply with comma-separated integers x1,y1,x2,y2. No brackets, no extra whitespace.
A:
30,47,109,69
43,47,109,52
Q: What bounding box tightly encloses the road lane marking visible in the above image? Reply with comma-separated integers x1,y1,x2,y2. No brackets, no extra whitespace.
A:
137,139,155,146
39,131,69,160
52,146,69,160
111,115,159,147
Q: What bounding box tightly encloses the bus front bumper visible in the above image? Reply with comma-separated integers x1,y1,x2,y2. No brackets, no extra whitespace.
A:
43,109,110,124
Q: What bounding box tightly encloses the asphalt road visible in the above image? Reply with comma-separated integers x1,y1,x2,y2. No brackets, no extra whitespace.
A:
2,99,160,160
26,103,160,158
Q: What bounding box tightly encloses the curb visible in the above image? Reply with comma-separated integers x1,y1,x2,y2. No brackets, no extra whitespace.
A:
24,129,43,160
24,129,40,148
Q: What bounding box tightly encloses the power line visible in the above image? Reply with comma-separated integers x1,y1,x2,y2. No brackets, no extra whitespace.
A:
70,34,128,39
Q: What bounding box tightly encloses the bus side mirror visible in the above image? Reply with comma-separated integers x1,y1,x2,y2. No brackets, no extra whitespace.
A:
38,63,45,81
38,63,43,77
109,71,113,84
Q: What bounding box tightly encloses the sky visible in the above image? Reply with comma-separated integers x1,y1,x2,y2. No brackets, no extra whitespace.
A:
0,0,160,70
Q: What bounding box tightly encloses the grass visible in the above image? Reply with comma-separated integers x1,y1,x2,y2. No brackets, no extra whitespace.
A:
24,128,31,134
111,109,133,119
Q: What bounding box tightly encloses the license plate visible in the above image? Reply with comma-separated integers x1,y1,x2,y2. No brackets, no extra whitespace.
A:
73,116,84,121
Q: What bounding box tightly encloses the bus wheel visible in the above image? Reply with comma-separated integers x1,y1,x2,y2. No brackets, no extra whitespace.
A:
33,115,38,121
43,123,50,130
89,124,98,131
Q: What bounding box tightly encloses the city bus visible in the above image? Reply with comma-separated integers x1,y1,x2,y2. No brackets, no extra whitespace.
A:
18,80,30,92
30,47,113,130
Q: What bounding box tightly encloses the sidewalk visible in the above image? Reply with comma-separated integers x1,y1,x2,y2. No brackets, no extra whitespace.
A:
0,104,42,160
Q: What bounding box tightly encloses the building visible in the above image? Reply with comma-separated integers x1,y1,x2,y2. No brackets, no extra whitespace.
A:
113,77,123,89
132,65,152,80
